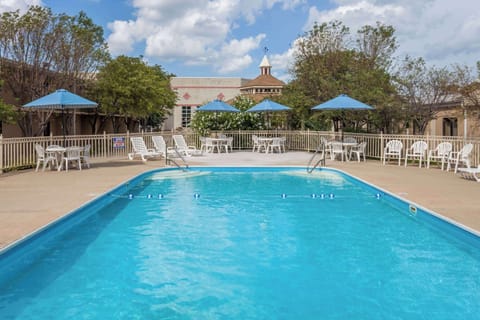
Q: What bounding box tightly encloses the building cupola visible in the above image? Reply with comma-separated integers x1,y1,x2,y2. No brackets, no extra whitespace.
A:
259,55,271,76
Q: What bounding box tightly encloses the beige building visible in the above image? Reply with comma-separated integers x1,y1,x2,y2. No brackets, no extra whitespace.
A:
425,101,480,138
167,77,250,130
166,55,285,130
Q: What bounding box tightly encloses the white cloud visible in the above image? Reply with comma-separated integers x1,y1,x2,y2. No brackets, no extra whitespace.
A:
215,35,265,73
106,20,139,53
0,0,41,13
302,0,480,69
107,0,304,75
270,44,298,81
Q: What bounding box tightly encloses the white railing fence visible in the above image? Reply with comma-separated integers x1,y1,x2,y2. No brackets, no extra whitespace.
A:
1,130,479,172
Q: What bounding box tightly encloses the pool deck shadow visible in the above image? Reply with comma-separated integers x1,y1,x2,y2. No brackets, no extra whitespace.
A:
0,151,479,249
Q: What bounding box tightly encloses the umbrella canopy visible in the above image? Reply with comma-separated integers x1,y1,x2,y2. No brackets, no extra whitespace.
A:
246,99,291,112
23,89,98,109
23,89,98,142
197,99,239,112
311,94,373,110
311,94,374,142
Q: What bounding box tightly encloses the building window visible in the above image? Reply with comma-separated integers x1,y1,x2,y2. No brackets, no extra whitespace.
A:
442,118,458,136
181,106,192,127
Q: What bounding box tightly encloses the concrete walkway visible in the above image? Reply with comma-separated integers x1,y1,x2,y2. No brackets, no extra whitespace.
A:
0,151,479,249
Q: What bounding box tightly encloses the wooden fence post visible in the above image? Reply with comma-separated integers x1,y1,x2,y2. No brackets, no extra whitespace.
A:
126,131,130,158
103,131,107,158
380,132,384,163
0,134,3,174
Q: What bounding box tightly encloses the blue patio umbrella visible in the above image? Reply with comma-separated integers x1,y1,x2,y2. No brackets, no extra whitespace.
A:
247,99,291,129
246,99,291,112
197,99,239,112
312,94,374,141
23,89,98,142
311,94,374,111
197,99,239,131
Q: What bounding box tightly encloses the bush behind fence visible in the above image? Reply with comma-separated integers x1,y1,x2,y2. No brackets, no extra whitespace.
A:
1,131,479,172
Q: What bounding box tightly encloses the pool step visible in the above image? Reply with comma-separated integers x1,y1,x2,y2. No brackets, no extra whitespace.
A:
149,170,210,180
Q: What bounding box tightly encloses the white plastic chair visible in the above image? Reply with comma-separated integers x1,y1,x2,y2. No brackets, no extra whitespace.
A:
61,147,82,171
216,137,229,153
252,135,266,153
279,137,286,153
173,135,202,156
205,138,219,153
404,141,428,168
320,137,332,160
226,137,234,153
128,137,162,162
35,144,58,171
383,140,403,166
199,137,208,153
266,138,283,153
446,143,473,173
81,144,91,168
349,141,367,162
330,142,347,161
427,142,452,170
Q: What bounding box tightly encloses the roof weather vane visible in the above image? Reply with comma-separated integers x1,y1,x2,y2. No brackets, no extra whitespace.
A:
264,46,269,55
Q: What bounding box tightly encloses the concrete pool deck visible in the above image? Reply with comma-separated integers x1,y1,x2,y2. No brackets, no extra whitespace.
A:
0,151,479,249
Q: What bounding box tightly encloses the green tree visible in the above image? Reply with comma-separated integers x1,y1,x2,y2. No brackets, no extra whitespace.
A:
230,95,264,130
356,22,397,70
0,6,109,136
291,21,351,103
0,102,17,134
451,63,480,130
289,21,399,133
393,56,459,134
276,83,318,130
92,55,176,133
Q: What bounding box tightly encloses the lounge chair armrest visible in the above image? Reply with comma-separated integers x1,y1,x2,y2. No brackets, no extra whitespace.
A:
448,151,459,159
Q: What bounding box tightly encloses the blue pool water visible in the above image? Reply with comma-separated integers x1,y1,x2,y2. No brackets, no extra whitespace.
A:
0,167,480,319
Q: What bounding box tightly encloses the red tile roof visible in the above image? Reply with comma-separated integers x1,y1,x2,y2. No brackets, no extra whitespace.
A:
242,74,285,88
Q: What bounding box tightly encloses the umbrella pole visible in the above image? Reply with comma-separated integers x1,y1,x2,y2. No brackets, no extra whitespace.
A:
61,108,66,146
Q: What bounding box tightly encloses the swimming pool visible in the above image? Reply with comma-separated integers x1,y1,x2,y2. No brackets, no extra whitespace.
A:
0,167,479,319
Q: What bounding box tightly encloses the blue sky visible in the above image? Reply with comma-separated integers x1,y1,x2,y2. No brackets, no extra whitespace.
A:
2,0,480,81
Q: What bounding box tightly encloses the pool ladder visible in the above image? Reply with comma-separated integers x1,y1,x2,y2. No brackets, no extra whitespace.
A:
166,148,189,171
306,143,326,173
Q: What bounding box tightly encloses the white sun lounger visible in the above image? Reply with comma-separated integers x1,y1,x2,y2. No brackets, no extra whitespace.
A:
128,137,162,162
457,166,480,182
152,135,177,158
173,135,202,156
